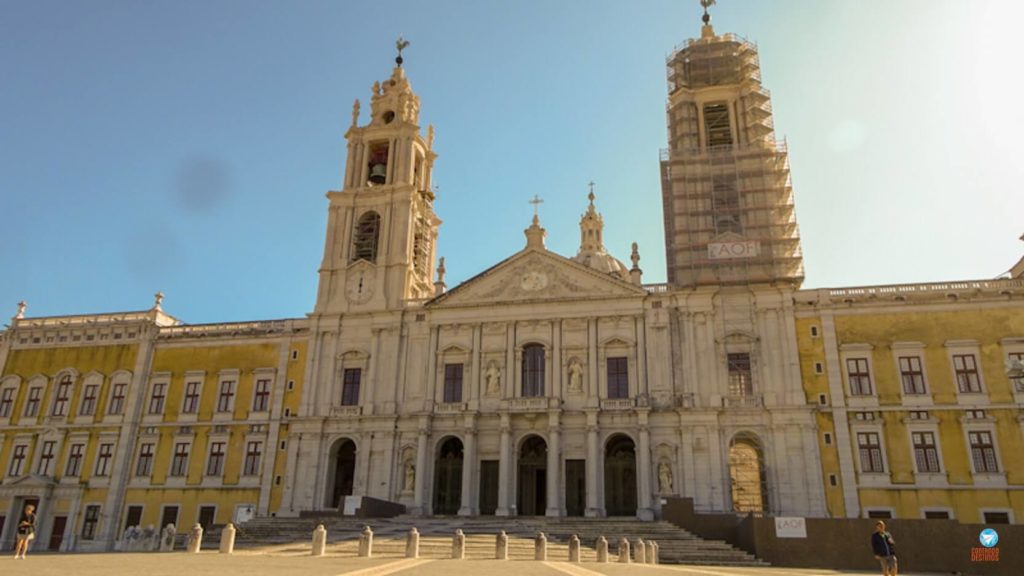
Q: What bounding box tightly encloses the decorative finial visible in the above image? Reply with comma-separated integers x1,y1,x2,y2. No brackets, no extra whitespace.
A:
587,181,596,206
631,242,641,269
437,257,446,283
153,291,164,311
700,0,716,25
395,36,410,67
351,99,360,127
427,124,435,149
15,301,27,320
529,194,544,224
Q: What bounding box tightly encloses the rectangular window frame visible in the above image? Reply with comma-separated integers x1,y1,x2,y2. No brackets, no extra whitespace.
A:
135,443,154,477
217,380,235,413
252,378,271,412
52,378,72,416
94,443,114,477
81,505,101,540
8,444,28,476
243,441,263,476
148,382,167,415
169,442,190,477
727,353,753,397
898,356,927,395
606,356,629,399
952,354,982,394
443,364,463,404
846,358,873,396
911,431,942,474
341,368,361,406
0,387,15,418
65,443,84,476
108,382,127,416
37,440,57,476
182,381,201,415
80,384,99,416
24,387,41,417
206,441,226,477
856,431,885,474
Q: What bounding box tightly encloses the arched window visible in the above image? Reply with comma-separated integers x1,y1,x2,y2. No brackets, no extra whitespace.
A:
522,344,545,397
351,211,381,263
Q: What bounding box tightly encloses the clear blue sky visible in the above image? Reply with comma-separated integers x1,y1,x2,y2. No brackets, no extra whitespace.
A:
2,1,1021,323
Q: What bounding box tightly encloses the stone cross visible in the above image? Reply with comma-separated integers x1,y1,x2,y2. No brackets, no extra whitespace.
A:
495,530,508,560
219,523,236,554
406,527,419,558
186,523,203,554
596,536,608,563
311,524,327,556
358,525,374,557
529,194,544,218
618,537,631,563
568,534,581,562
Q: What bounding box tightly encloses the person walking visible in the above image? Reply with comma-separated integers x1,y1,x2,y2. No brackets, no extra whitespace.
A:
871,520,898,576
14,503,37,559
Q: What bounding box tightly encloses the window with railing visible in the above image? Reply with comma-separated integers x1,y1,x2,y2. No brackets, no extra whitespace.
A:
443,364,463,404
341,369,361,406
728,353,753,396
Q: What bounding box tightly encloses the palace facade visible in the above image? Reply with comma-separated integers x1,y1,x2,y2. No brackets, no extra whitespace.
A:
2,16,1022,552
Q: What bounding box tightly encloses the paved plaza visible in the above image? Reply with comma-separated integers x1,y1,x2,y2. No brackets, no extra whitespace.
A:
0,552,947,576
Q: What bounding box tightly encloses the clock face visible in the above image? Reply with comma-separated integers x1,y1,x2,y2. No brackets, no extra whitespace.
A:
520,271,548,291
346,268,376,304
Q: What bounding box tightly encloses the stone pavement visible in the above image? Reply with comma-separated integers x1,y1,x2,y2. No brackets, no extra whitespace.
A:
0,552,949,576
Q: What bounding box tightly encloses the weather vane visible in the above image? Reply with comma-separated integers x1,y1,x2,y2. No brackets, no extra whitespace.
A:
700,0,716,25
395,36,410,67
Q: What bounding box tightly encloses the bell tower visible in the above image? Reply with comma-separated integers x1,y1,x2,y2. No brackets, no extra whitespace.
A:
315,39,441,314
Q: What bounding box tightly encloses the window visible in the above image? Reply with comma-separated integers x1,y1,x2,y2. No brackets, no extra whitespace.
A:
846,358,872,396
443,364,463,403
8,445,27,476
828,474,837,487
38,441,56,476
81,505,100,540
924,510,950,520
912,431,941,473
727,353,752,396
66,443,84,476
607,357,629,399
24,387,41,417
53,374,73,416
810,325,819,337
95,443,114,476
0,388,14,417
252,379,271,412
352,211,382,262
217,381,235,413
867,510,893,519
983,511,1010,524
898,356,927,395
243,441,263,476
80,384,99,416
341,369,361,406
703,102,733,147
857,432,884,473
953,354,981,393
823,432,833,445
968,431,999,473
108,383,126,415
170,443,190,477
206,442,225,476
182,381,200,414
521,344,545,397
136,443,154,477
149,382,166,415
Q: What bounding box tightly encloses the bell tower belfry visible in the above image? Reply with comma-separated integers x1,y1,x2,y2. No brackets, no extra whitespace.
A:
315,40,441,314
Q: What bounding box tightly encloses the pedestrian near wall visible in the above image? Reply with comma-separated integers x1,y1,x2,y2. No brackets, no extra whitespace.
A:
871,520,898,576
14,503,37,559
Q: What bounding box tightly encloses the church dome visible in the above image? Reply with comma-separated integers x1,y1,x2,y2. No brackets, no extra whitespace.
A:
573,250,629,280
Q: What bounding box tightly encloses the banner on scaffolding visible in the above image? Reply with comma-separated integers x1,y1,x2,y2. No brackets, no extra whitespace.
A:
708,240,760,260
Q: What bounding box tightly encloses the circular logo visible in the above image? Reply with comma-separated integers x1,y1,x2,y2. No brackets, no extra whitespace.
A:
979,528,999,548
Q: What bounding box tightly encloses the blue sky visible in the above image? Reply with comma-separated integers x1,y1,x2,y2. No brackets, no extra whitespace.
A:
1,0,1021,323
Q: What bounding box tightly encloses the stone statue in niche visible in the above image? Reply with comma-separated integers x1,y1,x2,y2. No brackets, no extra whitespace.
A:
568,359,584,393
403,461,415,493
485,361,502,395
658,461,674,494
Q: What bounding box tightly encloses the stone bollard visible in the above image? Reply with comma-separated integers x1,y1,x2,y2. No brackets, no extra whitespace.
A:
568,534,581,563
406,527,420,559
596,536,609,563
219,523,236,554
358,525,374,558
618,537,631,563
186,523,203,554
645,540,656,564
452,529,466,560
635,538,646,563
159,524,176,552
311,524,327,557
534,531,548,561
651,541,660,564
495,530,509,560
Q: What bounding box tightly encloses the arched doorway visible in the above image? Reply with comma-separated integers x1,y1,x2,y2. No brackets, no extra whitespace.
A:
728,433,768,513
517,435,547,516
327,438,357,509
433,437,464,515
604,434,638,516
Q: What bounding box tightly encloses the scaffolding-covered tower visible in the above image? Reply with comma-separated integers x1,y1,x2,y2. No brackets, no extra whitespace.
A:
660,24,804,288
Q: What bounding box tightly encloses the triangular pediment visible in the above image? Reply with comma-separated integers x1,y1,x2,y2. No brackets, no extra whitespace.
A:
3,474,57,488
428,248,645,307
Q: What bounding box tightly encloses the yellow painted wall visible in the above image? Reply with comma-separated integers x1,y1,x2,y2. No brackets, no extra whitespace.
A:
123,488,260,529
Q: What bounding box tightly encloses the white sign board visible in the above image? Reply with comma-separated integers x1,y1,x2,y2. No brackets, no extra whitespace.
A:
774,517,807,538
708,240,760,260
342,495,360,516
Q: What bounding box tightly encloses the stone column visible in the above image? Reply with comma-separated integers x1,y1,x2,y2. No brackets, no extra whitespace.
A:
219,523,235,554
546,413,561,517
585,411,601,517
458,427,477,516
637,414,654,520
413,420,430,515
496,413,513,516
311,524,326,556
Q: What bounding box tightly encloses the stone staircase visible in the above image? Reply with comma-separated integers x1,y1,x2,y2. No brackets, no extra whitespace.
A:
215,515,766,566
